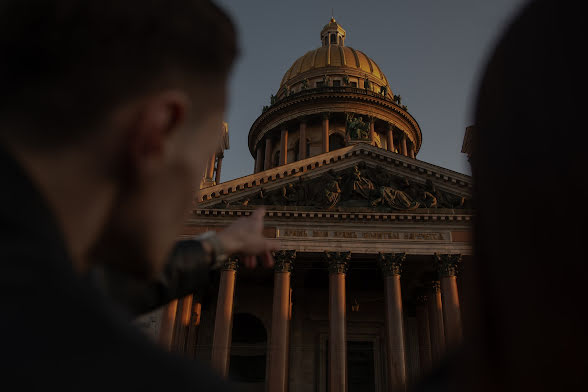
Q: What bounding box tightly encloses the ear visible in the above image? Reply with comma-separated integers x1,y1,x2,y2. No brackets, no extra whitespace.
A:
127,90,190,173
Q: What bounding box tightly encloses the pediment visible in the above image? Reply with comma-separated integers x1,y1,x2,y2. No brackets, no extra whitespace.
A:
197,144,472,213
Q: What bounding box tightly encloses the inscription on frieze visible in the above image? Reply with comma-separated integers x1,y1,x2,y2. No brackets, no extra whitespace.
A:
278,228,448,241
283,229,308,237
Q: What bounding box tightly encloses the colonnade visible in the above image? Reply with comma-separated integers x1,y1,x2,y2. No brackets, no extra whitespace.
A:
253,113,417,173
180,251,463,392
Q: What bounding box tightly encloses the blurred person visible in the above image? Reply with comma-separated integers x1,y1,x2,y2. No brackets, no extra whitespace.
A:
416,0,587,390
0,0,274,390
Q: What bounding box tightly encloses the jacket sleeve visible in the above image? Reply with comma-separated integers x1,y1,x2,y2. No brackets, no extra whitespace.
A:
96,239,213,316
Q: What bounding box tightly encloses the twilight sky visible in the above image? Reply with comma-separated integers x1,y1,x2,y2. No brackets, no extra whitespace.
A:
215,0,529,181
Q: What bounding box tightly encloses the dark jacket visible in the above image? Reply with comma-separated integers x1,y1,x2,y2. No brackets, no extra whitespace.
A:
92,239,214,317
0,146,231,391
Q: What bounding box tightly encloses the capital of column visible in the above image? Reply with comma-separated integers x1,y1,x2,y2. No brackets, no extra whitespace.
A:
325,251,351,274
430,280,441,293
434,253,462,277
273,250,296,273
322,112,331,120
378,252,405,277
222,256,239,271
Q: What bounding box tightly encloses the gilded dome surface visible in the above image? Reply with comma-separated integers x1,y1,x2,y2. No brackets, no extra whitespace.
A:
279,45,391,89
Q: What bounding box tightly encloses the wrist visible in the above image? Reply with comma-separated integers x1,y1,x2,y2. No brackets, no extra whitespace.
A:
195,231,229,270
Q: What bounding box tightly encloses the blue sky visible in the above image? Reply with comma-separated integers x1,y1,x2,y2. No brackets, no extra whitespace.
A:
215,0,530,181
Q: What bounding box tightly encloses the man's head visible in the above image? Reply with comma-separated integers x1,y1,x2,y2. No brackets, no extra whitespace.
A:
0,0,238,277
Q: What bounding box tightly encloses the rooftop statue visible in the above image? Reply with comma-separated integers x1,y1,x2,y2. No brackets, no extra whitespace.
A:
346,114,370,140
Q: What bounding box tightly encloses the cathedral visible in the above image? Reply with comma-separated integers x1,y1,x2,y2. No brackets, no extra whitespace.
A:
138,18,473,392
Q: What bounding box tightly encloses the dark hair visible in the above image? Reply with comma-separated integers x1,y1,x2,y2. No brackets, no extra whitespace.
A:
0,0,238,146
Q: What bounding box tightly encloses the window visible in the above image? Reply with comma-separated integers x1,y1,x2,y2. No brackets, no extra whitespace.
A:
350,81,357,87
329,133,346,151
332,80,341,87
316,81,325,88
330,34,337,44
272,150,280,167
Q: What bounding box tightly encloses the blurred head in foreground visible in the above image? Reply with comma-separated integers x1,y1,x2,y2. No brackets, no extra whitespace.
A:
0,1,238,278
461,0,586,390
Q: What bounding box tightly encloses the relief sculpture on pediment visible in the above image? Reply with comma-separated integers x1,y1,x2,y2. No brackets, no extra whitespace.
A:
214,163,470,211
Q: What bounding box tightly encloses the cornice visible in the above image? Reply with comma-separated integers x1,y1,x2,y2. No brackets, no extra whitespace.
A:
192,208,473,224
197,144,472,203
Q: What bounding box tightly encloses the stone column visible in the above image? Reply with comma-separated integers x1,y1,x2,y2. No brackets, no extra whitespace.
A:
387,123,395,152
409,144,415,159
267,250,296,392
173,293,194,353
415,294,432,375
158,298,179,351
435,253,463,349
264,137,272,171
215,154,224,184
185,301,202,358
298,121,307,160
401,134,408,157
206,153,216,179
255,146,263,173
322,113,330,153
378,253,407,391
325,251,351,392
280,126,288,166
211,257,239,378
369,116,376,145
427,281,445,363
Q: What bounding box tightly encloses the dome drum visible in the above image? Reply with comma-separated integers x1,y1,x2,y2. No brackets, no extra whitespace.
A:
249,19,422,173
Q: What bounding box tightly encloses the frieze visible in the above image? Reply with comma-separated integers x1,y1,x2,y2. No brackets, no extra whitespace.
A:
278,228,449,242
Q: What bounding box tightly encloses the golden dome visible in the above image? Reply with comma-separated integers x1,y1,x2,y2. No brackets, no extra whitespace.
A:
279,19,391,95
279,45,391,89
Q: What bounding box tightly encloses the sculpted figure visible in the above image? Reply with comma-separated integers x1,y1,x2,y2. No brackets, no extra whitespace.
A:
371,185,420,210
346,115,370,140
425,179,465,208
364,76,371,90
324,176,342,208
281,183,298,204
351,165,375,199
421,191,438,208
301,79,309,90
393,94,402,105
343,75,350,85
380,85,387,96
270,94,276,105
